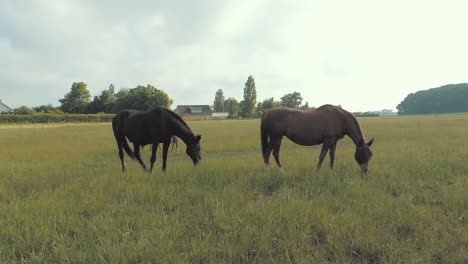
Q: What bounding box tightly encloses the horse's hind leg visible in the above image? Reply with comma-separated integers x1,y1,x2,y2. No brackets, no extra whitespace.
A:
263,143,274,170
117,140,126,172
272,138,284,174
316,143,330,172
133,144,148,171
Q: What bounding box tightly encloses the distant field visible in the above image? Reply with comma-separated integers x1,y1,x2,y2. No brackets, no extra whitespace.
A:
0,115,467,263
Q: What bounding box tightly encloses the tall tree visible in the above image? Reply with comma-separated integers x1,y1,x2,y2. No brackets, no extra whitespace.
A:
89,85,116,113
300,101,314,110
280,91,303,108
112,84,173,112
223,97,239,117
242,75,257,118
59,82,91,113
213,89,225,112
108,83,115,95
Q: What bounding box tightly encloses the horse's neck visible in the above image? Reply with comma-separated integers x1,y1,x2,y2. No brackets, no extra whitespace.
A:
172,120,194,145
345,116,365,146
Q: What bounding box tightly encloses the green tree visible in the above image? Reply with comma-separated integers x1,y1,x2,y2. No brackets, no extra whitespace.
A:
223,97,239,117
238,100,246,118
13,106,36,115
33,104,64,114
280,91,303,108
241,75,257,118
112,84,173,112
256,97,281,116
213,89,225,112
59,82,91,113
89,84,115,113
397,83,468,115
300,101,315,110
108,83,115,95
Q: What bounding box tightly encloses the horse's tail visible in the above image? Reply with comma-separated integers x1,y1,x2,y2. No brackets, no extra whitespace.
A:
260,114,270,157
112,113,136,160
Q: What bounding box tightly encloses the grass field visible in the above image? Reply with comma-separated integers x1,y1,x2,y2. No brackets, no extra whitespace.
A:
0,115,467,263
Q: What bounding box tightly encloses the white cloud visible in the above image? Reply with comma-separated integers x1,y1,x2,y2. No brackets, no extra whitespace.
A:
1,0,467,111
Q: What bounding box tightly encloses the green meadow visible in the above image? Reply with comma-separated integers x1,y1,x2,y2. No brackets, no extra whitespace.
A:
0,115,467,263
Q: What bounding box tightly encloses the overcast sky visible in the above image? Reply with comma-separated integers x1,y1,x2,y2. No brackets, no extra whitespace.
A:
1,0,467,111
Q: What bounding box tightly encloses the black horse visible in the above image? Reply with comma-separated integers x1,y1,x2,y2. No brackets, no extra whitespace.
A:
112,107,202,172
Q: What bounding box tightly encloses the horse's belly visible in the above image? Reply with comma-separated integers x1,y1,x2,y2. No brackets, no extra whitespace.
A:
126,133,152,145
286,134,322,146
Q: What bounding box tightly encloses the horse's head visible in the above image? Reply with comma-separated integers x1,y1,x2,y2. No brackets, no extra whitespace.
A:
354,138,374,175
186,134,202,165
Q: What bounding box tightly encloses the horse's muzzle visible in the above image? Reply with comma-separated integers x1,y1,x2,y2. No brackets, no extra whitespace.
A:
360,163,368,175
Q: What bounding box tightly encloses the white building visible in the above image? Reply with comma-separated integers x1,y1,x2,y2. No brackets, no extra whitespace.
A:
0,99,12,113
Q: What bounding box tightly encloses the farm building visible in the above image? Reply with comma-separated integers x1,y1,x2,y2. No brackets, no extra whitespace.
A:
0,99,12,113
174,105,212,119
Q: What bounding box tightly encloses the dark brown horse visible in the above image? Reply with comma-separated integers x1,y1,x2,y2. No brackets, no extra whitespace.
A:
112,107,201,172
261,104,374,174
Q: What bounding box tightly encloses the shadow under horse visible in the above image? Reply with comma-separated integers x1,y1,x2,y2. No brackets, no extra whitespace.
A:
261,104,374,174
112,107,202,172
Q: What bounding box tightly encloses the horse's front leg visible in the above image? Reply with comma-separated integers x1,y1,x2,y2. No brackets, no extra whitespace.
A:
162,139,171,171
329,142,337,171
150,143,158,173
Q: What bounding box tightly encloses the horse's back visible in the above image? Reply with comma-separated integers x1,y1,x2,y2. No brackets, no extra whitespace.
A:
262,107,328,128
112,109,144,131
261,105,350,145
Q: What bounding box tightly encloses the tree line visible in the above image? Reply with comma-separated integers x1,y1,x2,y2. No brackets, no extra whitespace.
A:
397,83,468,115
5,75,313,118
6,82,172,115
213,75,313,118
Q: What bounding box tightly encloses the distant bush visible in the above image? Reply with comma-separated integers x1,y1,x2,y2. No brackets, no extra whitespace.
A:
0,113,114,123
353,112,379,117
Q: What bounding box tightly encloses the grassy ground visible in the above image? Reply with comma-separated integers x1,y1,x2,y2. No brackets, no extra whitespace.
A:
0,115,467,263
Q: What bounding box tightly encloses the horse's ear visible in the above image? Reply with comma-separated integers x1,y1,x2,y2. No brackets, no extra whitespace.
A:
196,134,201,142
358,138,364,146
367,138,374,147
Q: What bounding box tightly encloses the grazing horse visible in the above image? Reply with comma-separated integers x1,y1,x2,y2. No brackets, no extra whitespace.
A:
261,104,374,174
112,107,202,172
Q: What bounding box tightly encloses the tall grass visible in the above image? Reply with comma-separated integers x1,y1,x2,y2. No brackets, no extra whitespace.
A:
0,115,467,263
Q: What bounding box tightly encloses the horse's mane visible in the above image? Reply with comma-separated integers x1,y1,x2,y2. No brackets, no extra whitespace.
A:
339,107,365,140
161,107,192,133
317,105,365,140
